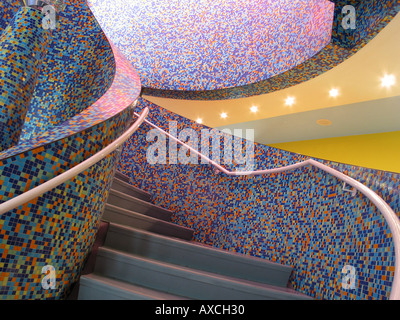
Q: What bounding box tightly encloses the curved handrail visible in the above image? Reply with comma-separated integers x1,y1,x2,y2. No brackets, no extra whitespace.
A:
0,106,149,216
136,112,400,300
0,105,398,299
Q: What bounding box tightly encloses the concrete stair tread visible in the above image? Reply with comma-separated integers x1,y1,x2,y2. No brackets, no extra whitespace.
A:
104,222,292,287
94,247,312,300
115,171,130,183
102,204,194,240
111,178,151,202
107,189,172,221
79,171,310,300
79,273,189,300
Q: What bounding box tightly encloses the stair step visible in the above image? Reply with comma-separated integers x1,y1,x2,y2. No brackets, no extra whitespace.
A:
115,171,130,183
102,205,194,240
78,273,188,300
111,178,151,202
93,247,312,300
107,189,172,222
103,223,293,288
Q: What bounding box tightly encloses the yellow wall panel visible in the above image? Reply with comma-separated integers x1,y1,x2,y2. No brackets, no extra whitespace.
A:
269,131,400,173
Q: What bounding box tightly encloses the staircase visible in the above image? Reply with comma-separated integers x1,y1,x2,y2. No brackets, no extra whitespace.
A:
77,171,313,300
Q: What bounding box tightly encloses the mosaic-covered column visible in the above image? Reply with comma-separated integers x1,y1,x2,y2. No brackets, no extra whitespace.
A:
0,5,49,152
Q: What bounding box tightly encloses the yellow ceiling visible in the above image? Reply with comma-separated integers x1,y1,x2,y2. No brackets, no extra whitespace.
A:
144,11,400,129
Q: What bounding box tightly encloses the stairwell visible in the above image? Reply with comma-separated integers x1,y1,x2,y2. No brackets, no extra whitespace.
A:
77,171,313,300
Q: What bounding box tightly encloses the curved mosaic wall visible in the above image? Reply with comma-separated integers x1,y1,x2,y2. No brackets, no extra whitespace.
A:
0,0,397,301
88,0,334,92
19,2,116,141
0,7,49,152
0,1,117,143
331,0,398,48
0,44,140,161
0,0,142,299
118,98,400,300
140,0,400,100
0,110,130,299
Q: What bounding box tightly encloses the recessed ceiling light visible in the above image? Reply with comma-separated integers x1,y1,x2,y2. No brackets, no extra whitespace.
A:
196,118,203,124
285,96,295,106
220,112,228,119
316,119,332,126
250,106,258,113
329,88,339,98
381,74,396,88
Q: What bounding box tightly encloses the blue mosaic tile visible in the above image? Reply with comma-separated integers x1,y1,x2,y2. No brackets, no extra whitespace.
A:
0,0,141,299
0,151,120,299
331,0,398,48
118,98,400,300
139,1,400,99
88,0,334,92
19,2,116,141
0,7,49,151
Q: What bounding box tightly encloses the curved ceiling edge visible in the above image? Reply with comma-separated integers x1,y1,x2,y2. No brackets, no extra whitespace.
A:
142,1,400,101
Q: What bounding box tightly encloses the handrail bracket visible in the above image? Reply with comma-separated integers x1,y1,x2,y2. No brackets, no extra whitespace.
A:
343,182,357,197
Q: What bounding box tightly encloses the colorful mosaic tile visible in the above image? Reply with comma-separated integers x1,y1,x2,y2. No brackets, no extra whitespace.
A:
0,106,132,299
0,0,141,300
0,44,141,161
0,0,398,302
331,0,398,48
19,2,116,141
88,0,334,92
139,1,400,99
0,7,49,151
0,151,120,299
118,98,400,300
0,1,120,144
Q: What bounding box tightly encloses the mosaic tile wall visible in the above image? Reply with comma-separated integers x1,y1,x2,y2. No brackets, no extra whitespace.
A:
140,1,400,100
19,1,116,142
88,0,334,91
331,0,398,48
0,1,117,143
0,43,141,162
118,98,400,300
0,7,49,152
0,0,142,299
0,0,397,301
0,87,137,300
0,124,126,299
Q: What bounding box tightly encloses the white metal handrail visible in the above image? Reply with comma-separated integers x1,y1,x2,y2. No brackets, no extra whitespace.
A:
0,106,149,216
136,111,400,300
0,105,398,299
